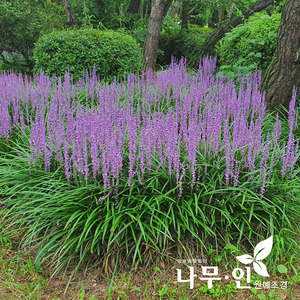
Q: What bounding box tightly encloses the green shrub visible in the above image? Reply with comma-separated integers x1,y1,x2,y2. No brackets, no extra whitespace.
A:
188,27,214,35
33,28,143,82
129,27,148,49
0,0,65,72
182,28,213,66
157,26,213,67
157,27,184,66
216,12,281,72
129,25,183,67
129,24,212,68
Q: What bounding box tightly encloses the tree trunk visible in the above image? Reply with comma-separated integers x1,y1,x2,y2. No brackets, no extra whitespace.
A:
143,0,165,70
181,0,190,31
144,2,150,19
61,0,76,27
181,0,189,31
169,1,181,17
218,8,225,23
260,0,300,111
128,0,140,14
191,0,283,67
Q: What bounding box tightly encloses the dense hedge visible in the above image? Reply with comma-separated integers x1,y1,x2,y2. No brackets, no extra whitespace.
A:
216,12,281,72
33,28,143,81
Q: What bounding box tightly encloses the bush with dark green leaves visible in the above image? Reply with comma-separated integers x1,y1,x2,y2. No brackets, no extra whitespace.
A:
156,26,213,67
129,23,213,68
182,28,214,66
33,28,143,82
157,27,184,66
0,0,65,72
216,12,281,72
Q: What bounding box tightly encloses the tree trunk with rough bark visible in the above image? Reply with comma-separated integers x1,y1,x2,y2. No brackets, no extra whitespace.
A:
260,0,300,111
181,0,189,31
61,0,76,27
169,1,181,17
143,0,165,70
191,0,283,67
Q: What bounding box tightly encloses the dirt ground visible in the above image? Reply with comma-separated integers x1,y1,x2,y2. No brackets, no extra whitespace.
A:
0,245,299,300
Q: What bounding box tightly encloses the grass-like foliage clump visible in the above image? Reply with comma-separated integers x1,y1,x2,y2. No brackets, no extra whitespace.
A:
0,58,299,286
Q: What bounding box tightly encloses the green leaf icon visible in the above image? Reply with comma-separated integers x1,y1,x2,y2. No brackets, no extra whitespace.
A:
277,265,287,274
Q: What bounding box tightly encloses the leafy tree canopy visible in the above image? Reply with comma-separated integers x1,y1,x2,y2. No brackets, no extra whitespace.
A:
0,0,65,71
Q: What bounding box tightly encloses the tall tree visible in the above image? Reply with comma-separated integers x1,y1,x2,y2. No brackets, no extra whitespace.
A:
61,0,76,27
143,0,172,70
261,0,300,111
191,0,283,67
181,0,189,31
